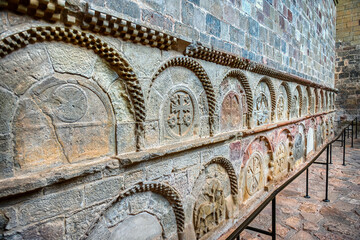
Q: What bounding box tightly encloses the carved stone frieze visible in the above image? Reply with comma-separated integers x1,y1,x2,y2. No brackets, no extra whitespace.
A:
165,89,195,138
194,177,226,238
0,26,146,150
254,81,271,126
150,57,215,135
245,152,263,196
293,133,304,161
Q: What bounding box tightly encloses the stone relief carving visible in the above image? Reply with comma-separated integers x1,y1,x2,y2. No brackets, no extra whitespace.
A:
52,85,88,123
291,88,301,119
277,84,289,120
316,124,323,149
13,77,114,170
85,182,185,240
245,152,263,196
194,177,226,239
274,142,288,176
220,91,242,131
254,81,271,126
163,87,198,140
293,133,304,160
166,91,194,137
0,26,146,151
150,57,215,135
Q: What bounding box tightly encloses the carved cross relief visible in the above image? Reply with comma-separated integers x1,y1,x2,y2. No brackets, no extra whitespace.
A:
246,152,262,195
166,91,194,137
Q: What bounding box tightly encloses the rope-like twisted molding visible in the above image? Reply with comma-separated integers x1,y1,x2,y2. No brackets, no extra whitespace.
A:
149,57,216,135
280,82,292,118
204,157,238,195
83,182,185,239
0,26,146,150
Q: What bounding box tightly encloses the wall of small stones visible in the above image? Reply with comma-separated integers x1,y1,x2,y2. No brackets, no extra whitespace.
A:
335,0,360,119
82,0,336,86
0,1,338,240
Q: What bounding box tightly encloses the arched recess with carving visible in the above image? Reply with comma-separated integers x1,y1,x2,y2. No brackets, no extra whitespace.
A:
320,90,325,112
315,89,320,113
219,70,252,130
0,26,145,151
301,86,308,116
307,87,314,114
84,182,185,240
290,123,306,168
290,85,302,119
190,156,238,239
276,82,291,121
148,57,216,136
240,135,274,201
274,128,293,180
254,77,276,126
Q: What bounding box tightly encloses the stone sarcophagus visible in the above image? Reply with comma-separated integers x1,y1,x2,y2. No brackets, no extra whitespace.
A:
0,2,337,240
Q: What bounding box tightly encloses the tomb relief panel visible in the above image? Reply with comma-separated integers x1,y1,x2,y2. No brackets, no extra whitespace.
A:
316,124,323,150
193,164,231,239
276,85,288,121
302,89,308,116
87,191,178,240
290,88,301,119
13,76,114,172
220,91,242,132
245,152,263,196
309,88,315,114
219,75,248,131
293,133,304,161
254,81,271,126
274,131,291,179
162,86,199,141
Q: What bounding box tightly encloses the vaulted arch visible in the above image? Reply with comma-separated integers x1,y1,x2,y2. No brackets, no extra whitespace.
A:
149,57,216,135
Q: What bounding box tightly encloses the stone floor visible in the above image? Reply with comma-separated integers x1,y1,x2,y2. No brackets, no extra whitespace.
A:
239,137,360,240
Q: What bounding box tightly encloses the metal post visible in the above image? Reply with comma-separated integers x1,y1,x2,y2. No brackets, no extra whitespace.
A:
304,168,310,198
340,130,343,147
323,146,330,202
330,143,332,164
272,197,276,240
351,120,354,148
343,129,346,166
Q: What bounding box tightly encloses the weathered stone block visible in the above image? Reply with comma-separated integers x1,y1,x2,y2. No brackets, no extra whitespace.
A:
18,188,83,226
85,177,124,206
107,0,140,18
47,43,97,78
206,14,221,37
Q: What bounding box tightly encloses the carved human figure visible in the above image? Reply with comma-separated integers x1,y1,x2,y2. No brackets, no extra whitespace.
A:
254,82,271,126
293,134,304,160
194,178,225,238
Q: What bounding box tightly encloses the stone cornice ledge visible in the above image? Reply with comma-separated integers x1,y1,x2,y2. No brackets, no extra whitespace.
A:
0,110,335,200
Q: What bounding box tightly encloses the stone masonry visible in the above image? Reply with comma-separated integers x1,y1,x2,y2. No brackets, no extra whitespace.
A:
0,1,339,240
335,0,360,119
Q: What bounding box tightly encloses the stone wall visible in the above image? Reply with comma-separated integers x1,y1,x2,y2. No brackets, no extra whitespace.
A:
335,0,360,119
85,0,336,86
0,1,338,240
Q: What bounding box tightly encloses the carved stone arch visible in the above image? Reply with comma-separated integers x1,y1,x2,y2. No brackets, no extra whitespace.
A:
320,89,325,112
204,157,238,195
275,128,293,178
315,88,320,113
280,81,292,117
191,156,236,238
0,26,145,151
84,182,185,239
149,56,216,135
223,70,253,127
306,87,313,114
259,77,276,121
296,85,303,116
